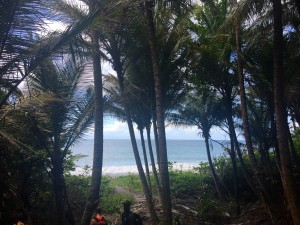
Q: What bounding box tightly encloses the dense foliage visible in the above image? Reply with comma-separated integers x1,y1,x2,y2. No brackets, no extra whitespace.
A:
1,0,300,224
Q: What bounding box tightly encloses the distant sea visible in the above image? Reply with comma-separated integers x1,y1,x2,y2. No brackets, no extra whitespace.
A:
70,139,226,175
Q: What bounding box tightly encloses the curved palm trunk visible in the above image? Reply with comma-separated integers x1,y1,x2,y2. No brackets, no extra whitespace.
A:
152,110,161,171
272,0,300,223
114,62,159,225
203,132,224,201
228,135,240,216
235,20,259,177
146,125,162,203
80,29,104,225
235,19,281,220
126,116,159,224
139,128,152,195
145,2,172,224
223,88,257,195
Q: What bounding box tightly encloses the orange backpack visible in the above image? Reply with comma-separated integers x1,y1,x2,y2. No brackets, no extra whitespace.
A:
96,215,108,225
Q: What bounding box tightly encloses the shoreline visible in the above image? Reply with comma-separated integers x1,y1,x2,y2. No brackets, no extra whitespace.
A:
70,162,200,177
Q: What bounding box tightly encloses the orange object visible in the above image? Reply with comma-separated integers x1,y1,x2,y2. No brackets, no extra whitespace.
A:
96,214,107,225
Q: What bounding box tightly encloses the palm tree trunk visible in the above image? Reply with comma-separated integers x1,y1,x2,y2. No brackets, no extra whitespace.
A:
145,2,172,224
126,116,159,225
139,128,152,195
223,88,257,195
80,29,104,225
152,109,161,171
203,132,224,201
146,125,163,203
52,132,65,225
114,59,159,225
235,20,259,176
228,131,240,215
235,18,281,220
272,0,300,223
52,160,65,225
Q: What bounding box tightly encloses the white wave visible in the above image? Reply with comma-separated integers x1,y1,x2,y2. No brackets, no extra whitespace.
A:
70,162,199,177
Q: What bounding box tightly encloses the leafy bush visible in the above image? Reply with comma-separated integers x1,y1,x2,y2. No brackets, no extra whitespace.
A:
110,174,143,193
100,176,134,214
65,175,132,219
169,170,202,197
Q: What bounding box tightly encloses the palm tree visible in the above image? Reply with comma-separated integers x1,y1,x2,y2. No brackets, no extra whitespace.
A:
104,67,159,224
188,1,246,211
272,0,300,223
25,58,94,225
142,3,192,222
0,0,103,109
168,86,226,201
50,1,127,223
143,3,172,222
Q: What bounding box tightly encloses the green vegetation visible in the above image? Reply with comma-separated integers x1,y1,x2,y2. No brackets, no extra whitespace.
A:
1,0,300,224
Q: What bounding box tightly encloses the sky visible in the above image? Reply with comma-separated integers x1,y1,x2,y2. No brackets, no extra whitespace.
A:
84,119,231,140
91,62,231,140
44,9,232,141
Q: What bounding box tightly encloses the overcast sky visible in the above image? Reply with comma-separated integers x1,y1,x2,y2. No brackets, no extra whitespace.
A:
83,119,232,140
46,18,232,141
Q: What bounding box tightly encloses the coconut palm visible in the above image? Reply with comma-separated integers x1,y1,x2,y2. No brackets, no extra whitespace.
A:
222,0,300,222
0,0,103,109
142,3,193,222
26,58,94,225
48,1,136,223
271,0,300,223
104,65,159,224
188,1,247,212
168,86,227,201
0,57,94,225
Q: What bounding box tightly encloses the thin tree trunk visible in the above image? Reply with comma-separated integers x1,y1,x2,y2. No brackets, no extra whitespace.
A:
228,130,240,216
152,110,161,171
235,18,281,220
52,160,65,225
223,89,257,195
139,128,152,195
80,29,104,225
272,0,300,223
52,133,65,225
126,115,159,225
146,125,163,203
235,19,259,176
145,2,172,224
203,132,225,201
114,59,159,225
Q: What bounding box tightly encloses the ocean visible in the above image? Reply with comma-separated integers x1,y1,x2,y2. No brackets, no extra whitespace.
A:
70,139,226,175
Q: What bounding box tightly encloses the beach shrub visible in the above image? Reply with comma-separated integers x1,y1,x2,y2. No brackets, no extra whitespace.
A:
169,170,201,197
65,175,90,221
65,175,132,219
110,173,143,193
100,176,134,214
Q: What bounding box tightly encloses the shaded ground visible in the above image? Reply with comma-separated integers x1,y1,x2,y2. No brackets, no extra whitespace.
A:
104,186,272,225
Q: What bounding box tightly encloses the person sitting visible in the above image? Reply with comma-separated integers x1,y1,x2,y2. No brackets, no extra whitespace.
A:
121,201,143,225
90,207,108,225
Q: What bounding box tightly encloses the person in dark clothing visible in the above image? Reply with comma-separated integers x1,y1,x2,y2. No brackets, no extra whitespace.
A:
121,201,142,225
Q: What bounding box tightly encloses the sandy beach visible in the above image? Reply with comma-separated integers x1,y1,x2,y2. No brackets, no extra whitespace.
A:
71,162,199,177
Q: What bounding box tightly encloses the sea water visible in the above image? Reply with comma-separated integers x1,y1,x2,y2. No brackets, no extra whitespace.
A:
70,139,226,175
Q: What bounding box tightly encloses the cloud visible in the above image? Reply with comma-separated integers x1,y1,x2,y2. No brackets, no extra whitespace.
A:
83,119,229,140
